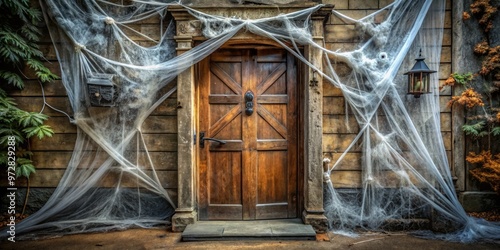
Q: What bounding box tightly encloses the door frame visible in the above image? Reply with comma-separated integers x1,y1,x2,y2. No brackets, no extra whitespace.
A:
195,44,303,221
170,4,332,232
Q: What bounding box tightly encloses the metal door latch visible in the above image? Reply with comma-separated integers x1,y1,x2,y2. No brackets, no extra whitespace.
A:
199,132,226,148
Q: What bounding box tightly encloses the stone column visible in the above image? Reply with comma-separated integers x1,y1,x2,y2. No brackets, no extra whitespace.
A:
171,35,196,232
170,8,201,231
301,6,332,233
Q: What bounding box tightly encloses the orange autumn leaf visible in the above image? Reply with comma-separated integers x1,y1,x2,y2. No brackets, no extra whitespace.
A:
470,0,498,32
448,88,485,108
474,41,490,55
463,11,472,20
468,151,500,195
444,75,456,86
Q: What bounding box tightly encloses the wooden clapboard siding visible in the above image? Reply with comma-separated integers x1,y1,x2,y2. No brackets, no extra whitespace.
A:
439,3,452,99
150,99,178,115
323,115,359,134
30,133,177,152
31,151,178,171
323,81,344,97
3,1,172,207
327,152,362,171
330,170,427,189
142,134,178,151
0,169,177,189
323,134,361,153
31,134,78,151
5,80,67,97
14,94,178,117
38,43,59,61
44,117,77,133
15,96,72,117
322,0,454,189
323,96,346,115
142,116,178,134
21,62,61,80
6,79,179,192
31,151,73,169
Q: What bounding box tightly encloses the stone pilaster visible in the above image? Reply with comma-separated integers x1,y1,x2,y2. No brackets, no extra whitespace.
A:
170,8,201,231
301,6,333,233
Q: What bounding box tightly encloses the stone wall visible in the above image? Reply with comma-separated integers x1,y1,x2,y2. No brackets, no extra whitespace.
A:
453,0,500,211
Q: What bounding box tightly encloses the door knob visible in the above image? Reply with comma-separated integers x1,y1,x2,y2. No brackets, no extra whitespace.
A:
245,90,254,116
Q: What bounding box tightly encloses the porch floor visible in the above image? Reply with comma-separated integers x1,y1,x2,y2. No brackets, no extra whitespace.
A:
181,218,316,241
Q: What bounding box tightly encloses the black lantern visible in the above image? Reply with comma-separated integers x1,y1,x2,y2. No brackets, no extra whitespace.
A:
404,50,436,98
86,73,116,107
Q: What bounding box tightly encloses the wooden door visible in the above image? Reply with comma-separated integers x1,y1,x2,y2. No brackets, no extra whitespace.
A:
198,48,298,221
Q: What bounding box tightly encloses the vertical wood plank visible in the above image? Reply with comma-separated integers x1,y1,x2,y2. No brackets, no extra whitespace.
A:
197,56,210,220
287,52,298,217
243,49,258,220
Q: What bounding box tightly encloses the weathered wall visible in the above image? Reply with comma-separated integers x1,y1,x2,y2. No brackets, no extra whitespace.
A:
454,0,500,211
1,12,179,213
322,0,454,189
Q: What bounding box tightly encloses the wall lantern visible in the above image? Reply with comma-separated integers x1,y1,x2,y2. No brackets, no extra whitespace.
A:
86,73,116,107
404,49,436,98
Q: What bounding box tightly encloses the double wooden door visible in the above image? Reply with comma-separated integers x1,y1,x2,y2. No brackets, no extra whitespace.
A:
198,48,298,220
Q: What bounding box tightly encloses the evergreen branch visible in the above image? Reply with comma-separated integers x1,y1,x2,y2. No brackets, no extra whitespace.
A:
2,0,32,24
0,152,7,165
27,58,59,83
21,24,42,42
492,126,500,136
0,30,32,53
0,43,25,64
0,130,24,145
0,95,17,109
0,70,24,88
463,121,486,136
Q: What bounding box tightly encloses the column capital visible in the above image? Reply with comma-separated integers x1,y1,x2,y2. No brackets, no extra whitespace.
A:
311,5,334,22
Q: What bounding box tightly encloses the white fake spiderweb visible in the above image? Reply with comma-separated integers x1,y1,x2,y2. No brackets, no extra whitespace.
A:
2,0,500,243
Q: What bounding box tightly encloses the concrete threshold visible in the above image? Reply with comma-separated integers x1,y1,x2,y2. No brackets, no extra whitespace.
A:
182,218,317,241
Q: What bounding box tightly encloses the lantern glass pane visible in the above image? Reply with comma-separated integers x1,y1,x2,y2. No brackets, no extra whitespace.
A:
423,73,430,92
413,73,424,93
408,74,413,93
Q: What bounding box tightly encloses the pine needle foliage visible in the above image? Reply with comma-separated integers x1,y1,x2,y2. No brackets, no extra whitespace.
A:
0,0,58,89
463,121,486,137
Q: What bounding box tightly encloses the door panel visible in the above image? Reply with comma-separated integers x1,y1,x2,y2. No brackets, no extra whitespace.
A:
198,48,297,221
208,151,242,204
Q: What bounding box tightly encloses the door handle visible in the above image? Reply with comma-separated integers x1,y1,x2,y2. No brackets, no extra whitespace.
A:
200,132,226,148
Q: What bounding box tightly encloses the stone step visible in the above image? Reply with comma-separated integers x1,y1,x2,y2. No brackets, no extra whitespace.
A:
182,219,317,241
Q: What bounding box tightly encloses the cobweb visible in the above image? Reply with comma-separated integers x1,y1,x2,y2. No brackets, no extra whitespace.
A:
2,0,500,242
